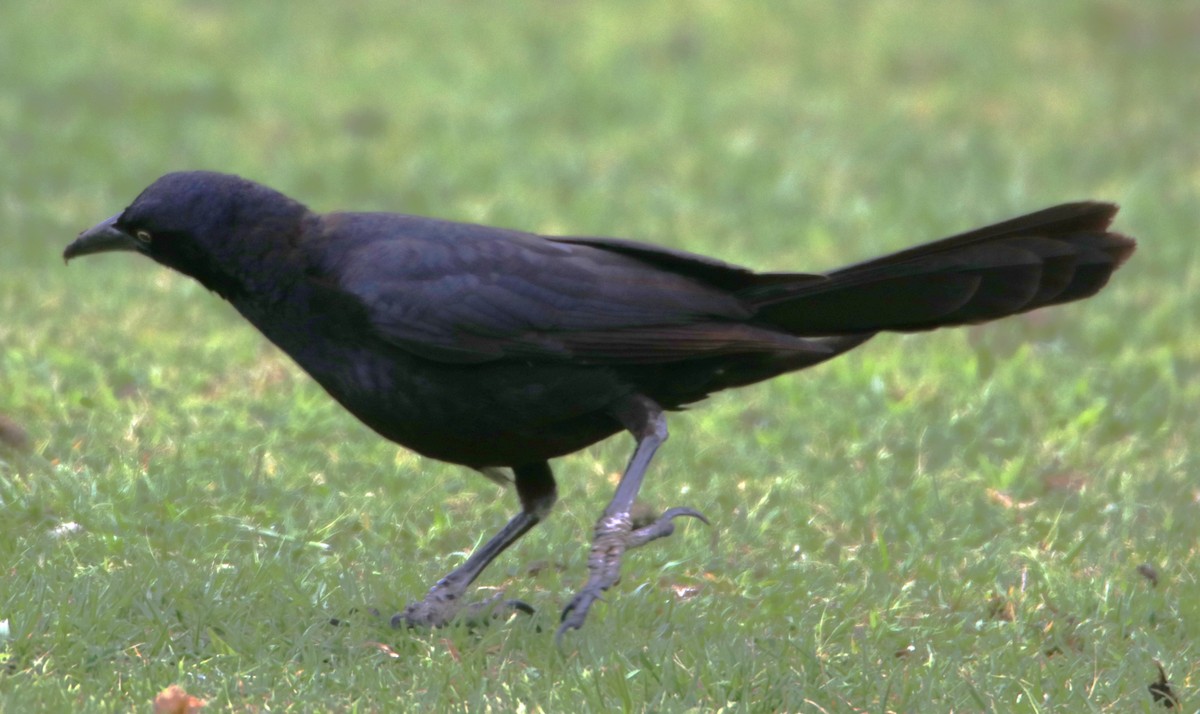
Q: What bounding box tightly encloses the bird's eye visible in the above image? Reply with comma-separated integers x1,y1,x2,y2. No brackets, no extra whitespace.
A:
134,230,153,245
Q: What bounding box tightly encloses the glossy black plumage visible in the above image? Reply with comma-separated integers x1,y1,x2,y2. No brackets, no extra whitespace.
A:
66,171,1135,636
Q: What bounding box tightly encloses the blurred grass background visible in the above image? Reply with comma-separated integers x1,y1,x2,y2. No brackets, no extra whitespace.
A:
1,2,1197,711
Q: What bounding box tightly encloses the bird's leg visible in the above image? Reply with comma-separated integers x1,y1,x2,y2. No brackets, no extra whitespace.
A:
557,395,707,641
394,461,556,628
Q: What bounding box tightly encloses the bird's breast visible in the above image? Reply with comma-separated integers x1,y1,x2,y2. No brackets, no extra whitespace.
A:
233,296,629,466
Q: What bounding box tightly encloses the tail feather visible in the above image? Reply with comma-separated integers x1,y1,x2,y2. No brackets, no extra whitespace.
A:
746,202,1135,335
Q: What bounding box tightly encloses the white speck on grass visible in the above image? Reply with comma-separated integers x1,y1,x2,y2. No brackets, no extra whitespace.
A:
50,521,82,538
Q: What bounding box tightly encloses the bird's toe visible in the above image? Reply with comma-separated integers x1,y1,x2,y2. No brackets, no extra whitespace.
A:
391,600,454,629
556,589,604,645
627,505,710,549
392,592,533,629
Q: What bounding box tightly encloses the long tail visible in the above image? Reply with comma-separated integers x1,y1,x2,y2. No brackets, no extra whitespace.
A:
745,202,1136,335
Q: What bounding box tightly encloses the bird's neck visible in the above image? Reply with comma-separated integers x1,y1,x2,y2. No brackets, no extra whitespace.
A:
190,208,315,304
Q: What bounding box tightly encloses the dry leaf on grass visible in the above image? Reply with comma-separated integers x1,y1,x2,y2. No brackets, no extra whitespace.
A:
986,488,1036,511
365,641,402,659
153,684,207,713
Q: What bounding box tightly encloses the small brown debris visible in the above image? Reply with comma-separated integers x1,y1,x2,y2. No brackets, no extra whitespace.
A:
0,414,30,451
365,641,402,659
986,488,1035,511
523,559,565,577
153,684,207,714
1042,469,1089,493
114,382,141,400
987,595,1015,622
1149,661,1178,708
439,638,461,663
1137,563,1160,587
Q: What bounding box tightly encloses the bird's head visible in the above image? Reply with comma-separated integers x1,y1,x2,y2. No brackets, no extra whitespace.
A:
65,171,309,297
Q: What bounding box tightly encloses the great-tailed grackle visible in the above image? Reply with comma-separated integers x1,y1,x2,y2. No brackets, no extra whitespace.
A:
65,172,1135,639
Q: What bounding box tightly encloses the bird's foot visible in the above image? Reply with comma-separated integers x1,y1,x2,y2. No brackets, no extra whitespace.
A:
628,506,709,548
557,506,707,643
392,578,533,629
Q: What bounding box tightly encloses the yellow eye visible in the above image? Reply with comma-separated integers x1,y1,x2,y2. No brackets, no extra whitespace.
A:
135,230,152,245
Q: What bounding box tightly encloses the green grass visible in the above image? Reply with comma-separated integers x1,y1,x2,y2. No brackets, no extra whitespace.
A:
2,2,1198,711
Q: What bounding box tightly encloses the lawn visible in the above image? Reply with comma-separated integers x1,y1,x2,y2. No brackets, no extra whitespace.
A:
2,2,1197,711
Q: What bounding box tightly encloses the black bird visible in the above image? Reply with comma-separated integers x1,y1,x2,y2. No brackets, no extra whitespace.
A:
65,172,1135,638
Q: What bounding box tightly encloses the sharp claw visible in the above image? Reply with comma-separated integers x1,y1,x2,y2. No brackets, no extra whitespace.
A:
504,599,536,616
555,589,606,647
466,593,535,620
659,506,710,526
555,599,589,648
625,505,709,550
555,618,580,649
460,596,537,633
560,591,605,621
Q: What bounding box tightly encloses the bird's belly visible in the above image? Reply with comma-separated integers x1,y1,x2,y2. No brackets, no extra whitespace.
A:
303,348,630,467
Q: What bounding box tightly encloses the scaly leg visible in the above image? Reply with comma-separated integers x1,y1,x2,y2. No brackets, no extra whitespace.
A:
557,395,707,641
394,461,556,628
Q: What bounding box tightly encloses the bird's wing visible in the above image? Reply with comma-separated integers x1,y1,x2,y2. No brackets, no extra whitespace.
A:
310,213,825,365
547,235,824,291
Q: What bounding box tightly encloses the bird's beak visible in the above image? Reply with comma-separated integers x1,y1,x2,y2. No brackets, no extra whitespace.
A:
63,214,137,262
